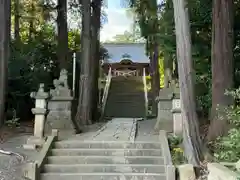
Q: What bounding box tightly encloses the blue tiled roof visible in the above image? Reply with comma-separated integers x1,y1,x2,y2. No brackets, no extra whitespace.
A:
103,43,150,63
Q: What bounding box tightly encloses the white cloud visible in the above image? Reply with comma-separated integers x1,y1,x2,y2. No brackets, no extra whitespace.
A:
100,8,132,42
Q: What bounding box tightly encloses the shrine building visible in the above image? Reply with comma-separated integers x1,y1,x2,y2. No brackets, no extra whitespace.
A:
102,43,150,77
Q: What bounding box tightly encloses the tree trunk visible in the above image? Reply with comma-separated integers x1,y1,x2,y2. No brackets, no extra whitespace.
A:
57,0,68,69
75,0,92,127
172,0,203,165
14,0,20,42
91,0,101,121
208,0,234,141
151,43,160,116
0,0,11,127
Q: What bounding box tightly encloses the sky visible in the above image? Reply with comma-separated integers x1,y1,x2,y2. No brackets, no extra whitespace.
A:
100,0,133,42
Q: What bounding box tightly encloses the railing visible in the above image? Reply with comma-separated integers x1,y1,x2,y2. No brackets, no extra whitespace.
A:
142,68,148,118
112,70,138,77
23,129,59,180
159,130,175,180
101,67,112,118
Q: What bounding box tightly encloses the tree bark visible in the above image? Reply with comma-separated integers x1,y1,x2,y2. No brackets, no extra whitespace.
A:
172,0,203,165
91,0,101,121
0,0,11,127
57,0,68,69
208,0,234,141
151,43,160,116
14,0,20,42
75,0,92,127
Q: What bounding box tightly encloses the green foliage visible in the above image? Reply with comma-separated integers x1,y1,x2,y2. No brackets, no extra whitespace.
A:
7,24,81,121
172,147,185,165
145,56,164,90
168,134,185,165
159,56,164,88
105,30,140,43
211,88,240,162
214,128,240,162
168,134,183,148
195,69,212,114
68,29,81,51
5,109,20,128
129,0,214,116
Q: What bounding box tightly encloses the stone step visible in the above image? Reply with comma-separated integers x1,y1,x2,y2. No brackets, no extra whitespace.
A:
108,93,144,97
104,111,145,117
54,141,162,149
112,76,142,80
106,106,145,109
104,107,145,112
107,96,144,101
111,81,142,84
111,81,143,84
40,173,166,180
110,86,143,89
111,78,143,81
105,108,145,112
106,101,144,104
106,103,144,107
110,85,142,88
43,164,166,173
106,98,144,102
105,102,144,107
103,116,144,119
107,99,144,102
110,86,142,88
111,82,143,85
104,112,145,116
107,97,144,101
104,116,144,119
50,148,162,156
110,84,142,87
108,102,144,106
47,156,165,165
111,84,142,88
108,91,144,95
108,94,144,98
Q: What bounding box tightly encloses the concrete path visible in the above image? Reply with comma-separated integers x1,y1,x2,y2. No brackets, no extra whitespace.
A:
89,118,138,142
67,118,158,143
135,118,159,142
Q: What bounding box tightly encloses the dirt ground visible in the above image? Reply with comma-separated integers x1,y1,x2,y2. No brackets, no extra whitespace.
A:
0,122,33,144
0,122,38,180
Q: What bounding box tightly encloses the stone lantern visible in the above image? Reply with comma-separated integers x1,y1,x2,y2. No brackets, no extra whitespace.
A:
24,83,49,149
155,87,174,132
171,87,183,135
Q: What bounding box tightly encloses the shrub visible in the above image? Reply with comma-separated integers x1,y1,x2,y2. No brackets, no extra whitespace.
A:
168,134,186,164
212,88,240,162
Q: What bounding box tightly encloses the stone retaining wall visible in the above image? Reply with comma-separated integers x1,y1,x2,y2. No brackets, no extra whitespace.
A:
208,163,240,180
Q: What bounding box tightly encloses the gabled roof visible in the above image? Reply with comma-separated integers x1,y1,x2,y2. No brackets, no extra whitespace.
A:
103,43,150,63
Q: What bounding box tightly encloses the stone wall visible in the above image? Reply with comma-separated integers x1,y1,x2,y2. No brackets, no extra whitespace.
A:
155,86,183,134
208,163,239,180
155,88,174,132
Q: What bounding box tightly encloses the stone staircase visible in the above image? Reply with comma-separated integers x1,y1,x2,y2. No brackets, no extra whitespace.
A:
104,76,146,118
40,140,168,180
